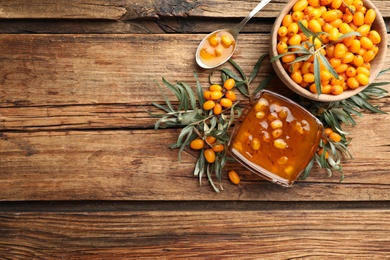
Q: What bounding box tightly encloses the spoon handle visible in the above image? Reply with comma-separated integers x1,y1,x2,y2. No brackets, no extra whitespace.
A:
231,0,273,37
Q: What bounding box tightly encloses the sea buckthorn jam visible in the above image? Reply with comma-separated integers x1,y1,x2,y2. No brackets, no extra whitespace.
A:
228,90,323,186
198,30,235,67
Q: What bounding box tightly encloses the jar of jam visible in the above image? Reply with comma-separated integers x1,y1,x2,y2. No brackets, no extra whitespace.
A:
228,90,323,186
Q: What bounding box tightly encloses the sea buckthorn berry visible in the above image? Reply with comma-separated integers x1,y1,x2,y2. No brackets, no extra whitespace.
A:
328,27,340,42
212,144,224,153
271,119,283,129
322,22,333,32
329,58,341,68
203,90,213,100
255,98,269,111
256,111,265,119
360,36,373,50
332,0,342,9
303,73,315,83
331,84,344,95
203,100,215,111
272,129,283,138
364,9,376,24
289,34,302,46
349,39,361,53
346,5,356,15
277,156,289,165
363,49,376,62
335,63,348,74
310,9,322,20
353,55,364,67
309,83,318,93
368,30,381,45
206,136,216,144
284,166,294,176
274,139,287,150
308,19,322,33
278,108,288,119
294,122,305,134
342,13,353,23
320,70,333,81
346,66,357,77
251,138,261,151
334,43,347,59
291,70,303,84
330,18,342,28
282,14,293,27
356,66,370,77
282,54,296,63
213,103,222,115
220,98,233,108
210,91,223,100
308,0,320,7
357,24,370,37
190,139,204,150
326,45,335,59
287,23,299,36
225,90,236,102
342,52,355,64
353,11,365,26
317,148,329,159
356,73,369,85
339,22,352,34
320,0,332,5
221,35,233,47
347,76,360,89
223,78,235,90
268,112,279,122
329,132,342,142
204,149,216,163
292,11,305,21
293,0,308,12
324,127,333,136
208,35,220,47
278,26,288,37
228,170,240,185
322,10,337,22
322,84,332,94
209,84,222,92
233,141,243,152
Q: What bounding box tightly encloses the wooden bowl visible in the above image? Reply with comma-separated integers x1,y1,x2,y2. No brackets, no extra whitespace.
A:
269,0,388,102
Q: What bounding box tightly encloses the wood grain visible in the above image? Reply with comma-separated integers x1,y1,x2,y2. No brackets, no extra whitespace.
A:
1,209,390,258
1,127,389,201
1,0,390,20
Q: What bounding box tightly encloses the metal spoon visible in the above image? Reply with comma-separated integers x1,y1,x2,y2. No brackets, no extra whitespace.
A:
195,0,272,69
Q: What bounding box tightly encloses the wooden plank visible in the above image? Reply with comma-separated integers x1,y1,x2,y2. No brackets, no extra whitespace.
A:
1,34,389,107
1,128,390,201
1,0,390,20
1,209,390,258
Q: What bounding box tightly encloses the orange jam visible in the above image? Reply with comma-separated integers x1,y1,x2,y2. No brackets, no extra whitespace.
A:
198,30,235,67
229,90,323,186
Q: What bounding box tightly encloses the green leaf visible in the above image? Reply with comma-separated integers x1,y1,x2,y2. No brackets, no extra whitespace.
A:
298,20,315,38
229,59,247,82
253,74,273,95
318,52,339,79
194,72,205,106
155,80,174,112
249,53,268,83
180,82,197,110
334,31,361,42
221,68,243,82
170,125,193,150
313,54,322,95
235,81,249,97
207,164,220,192
162,77,181,102
378,67,390,77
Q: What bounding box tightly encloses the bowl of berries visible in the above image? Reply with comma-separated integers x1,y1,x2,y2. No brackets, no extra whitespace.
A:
270,0,387,102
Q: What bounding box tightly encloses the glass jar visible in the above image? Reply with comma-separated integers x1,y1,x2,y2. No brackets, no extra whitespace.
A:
228,90,323,186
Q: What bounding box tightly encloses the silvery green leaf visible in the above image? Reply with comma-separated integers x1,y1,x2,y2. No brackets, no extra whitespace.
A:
318,52,339,79
194,72,205,106
314,54,322,95
235,81,249,97
207,164,220,192
334,31,361,42
249,53,268,83
180,82,197,110
155,80,174,112
229,59,247,82
254,74,273,95
222,68,243,82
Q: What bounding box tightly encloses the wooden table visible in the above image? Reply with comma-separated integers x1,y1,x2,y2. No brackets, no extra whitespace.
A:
1,0,390,258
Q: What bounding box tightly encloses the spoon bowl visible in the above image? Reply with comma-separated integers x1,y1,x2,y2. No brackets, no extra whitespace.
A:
195,0,272,69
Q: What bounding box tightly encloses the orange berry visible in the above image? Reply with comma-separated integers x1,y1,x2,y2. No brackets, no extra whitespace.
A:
203,90,213,100
204,148,216,163
223,78,235,90
329,132,342,142
203,100,215,111
190,139,204,150
209,84,222,92
213,102,222,115
317,147,329,159
228,170,240,185
210,91,223,100
212,144,225,153
205,136,216,144
220,98,233,108
364,9,376,24
331,85,344,95
225,90,237,101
